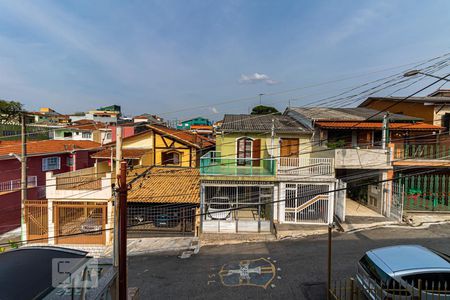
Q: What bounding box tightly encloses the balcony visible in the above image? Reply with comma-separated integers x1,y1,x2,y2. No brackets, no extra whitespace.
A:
392,143,450,167
320,148,390,169
200,151,276,176
277,157,335,177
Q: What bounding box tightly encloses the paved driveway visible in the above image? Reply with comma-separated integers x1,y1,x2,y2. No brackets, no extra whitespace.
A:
129,223,450,299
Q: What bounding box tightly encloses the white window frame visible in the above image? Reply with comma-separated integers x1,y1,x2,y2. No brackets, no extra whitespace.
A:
42,157,61,171
82,132,92,139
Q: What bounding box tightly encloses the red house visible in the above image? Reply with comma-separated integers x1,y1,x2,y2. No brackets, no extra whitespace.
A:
0,140,102,234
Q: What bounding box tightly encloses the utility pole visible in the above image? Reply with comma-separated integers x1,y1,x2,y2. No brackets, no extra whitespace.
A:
382,113,390,150
118,160,128,300
20,112,27,242
113,127,123,298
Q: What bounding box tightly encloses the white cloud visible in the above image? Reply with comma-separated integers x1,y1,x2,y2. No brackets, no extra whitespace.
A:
238,72,279,85
210,107,219,114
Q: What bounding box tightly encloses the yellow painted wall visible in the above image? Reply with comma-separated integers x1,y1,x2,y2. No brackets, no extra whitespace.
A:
153,131,197,167
216,132,313,159
123,131,153,149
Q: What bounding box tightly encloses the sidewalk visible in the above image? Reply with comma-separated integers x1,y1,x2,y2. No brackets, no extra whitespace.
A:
102,236,196,257
0,227,21,249
339,198,397,232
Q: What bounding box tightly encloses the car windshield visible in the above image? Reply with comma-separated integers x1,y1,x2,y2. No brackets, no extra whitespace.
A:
359,254,393,287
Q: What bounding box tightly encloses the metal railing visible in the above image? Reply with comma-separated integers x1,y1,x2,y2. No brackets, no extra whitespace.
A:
394,143,450,160
200,151,276,176
0,176,37,193
277,157,334,177
330,277,450,300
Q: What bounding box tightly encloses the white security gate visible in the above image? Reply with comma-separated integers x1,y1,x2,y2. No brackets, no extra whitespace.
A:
390,182,404,222
284,183,332,224
334,180,347,222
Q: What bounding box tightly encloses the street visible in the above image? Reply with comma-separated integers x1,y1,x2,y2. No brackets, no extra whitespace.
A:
129,223,450,299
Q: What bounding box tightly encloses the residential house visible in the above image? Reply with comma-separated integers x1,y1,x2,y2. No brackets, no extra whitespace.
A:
199,114,339,234
0,140,101,234
28,107,71,124
28,125,214,247
127,167,200,236
177,117,211,130
359,91,450,213
70,105,121,124
53,120,112,145
189,125,214,139
285,106,444,217
133,113,165,125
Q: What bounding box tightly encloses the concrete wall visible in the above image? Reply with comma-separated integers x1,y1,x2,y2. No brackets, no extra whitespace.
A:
333,148,390,169
362,99,435,124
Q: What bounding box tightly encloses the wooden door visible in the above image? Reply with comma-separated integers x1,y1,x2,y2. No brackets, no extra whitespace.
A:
280,138,299,157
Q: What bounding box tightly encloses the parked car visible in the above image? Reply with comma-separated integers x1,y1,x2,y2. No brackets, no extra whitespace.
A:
207,197,232,220
80,211,103,234
154,212,180,228
356,245,450,299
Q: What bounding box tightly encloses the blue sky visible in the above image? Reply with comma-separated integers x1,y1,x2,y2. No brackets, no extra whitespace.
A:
0,0,449,120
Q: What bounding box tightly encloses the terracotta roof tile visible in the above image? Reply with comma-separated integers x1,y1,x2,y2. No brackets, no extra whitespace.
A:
0,140,101,158
127,167,199,204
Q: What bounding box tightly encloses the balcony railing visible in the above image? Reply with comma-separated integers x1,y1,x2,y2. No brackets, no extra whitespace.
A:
0,176,37,193
277,157,334,177
200,151,276,176
393,144,450,160
55,167,105,190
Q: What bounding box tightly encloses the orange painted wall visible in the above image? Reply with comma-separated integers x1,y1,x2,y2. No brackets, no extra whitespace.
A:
363,100,435,124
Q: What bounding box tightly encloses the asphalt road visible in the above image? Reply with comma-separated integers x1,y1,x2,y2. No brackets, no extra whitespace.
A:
129,224,450,300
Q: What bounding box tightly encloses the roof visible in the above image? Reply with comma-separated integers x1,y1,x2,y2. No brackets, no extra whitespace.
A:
0,247,88,300
360,96,450,106
128,167,200,204
91,148,151,159
219,114,311,133
315,121,443,131
0,140,101,158
148,125,215,148
287,107,423,122
367,245,450,274
190,125,213,130
63,120,110,131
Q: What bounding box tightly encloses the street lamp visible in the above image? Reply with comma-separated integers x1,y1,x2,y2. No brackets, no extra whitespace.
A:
404,69,450,82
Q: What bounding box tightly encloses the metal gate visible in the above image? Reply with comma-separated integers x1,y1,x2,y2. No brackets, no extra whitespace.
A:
128,204,197,236
24,200,48,243
390,182,404,222
334,180,347,222
284,183,331,224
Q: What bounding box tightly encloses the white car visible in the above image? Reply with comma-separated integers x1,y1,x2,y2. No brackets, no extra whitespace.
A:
207,197,232,220
356,245,450,299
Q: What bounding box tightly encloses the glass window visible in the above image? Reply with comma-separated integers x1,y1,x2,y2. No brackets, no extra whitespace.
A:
359,255,393,286
161,151,181,165
402,273,450,290
237,137,252,166
82,132,92,139
42,157,61,171
66,157,73,167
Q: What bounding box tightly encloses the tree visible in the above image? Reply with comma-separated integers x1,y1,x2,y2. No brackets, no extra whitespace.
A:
250,105,280,115
0,100,23,123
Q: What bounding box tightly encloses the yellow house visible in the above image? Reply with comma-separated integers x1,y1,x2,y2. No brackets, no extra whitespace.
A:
92,124,214,170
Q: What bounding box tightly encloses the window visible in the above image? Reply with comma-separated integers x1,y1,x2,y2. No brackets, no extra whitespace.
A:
42,157,61,171
66,157,73,167
2,130,19,136
106,132,112,140
82,132,92,139
63,132,73,138
236,137,253,166
161,151,181,165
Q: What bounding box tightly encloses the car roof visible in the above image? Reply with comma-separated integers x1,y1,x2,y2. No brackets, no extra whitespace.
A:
367,245,450,274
